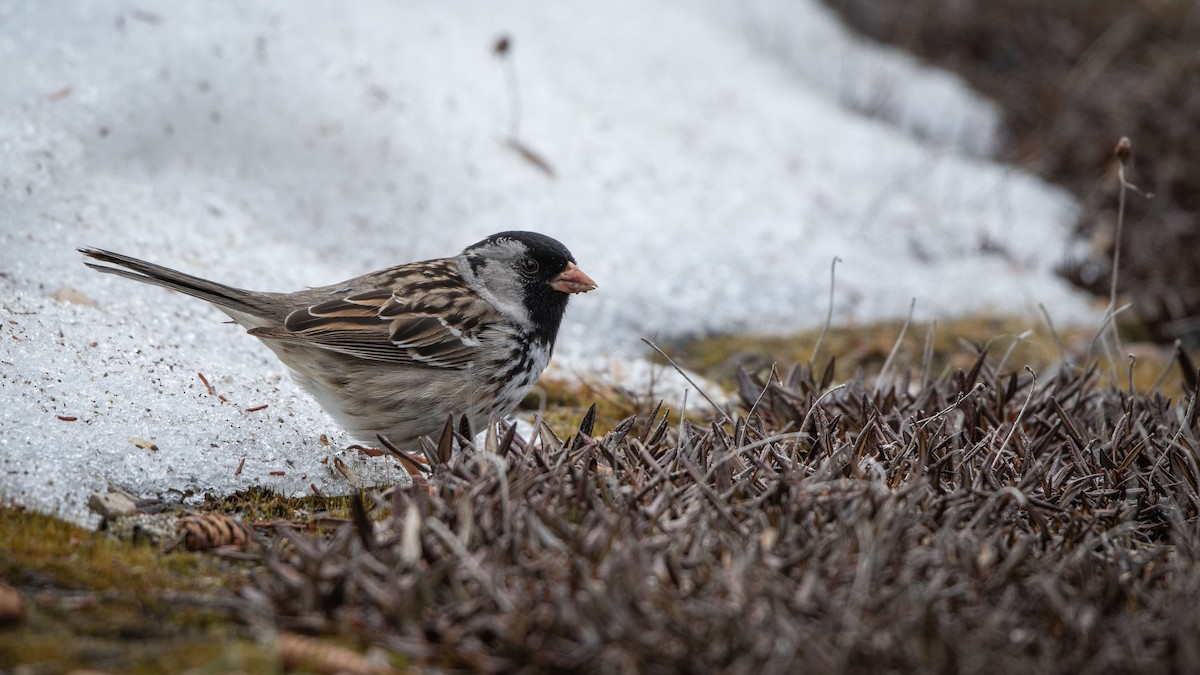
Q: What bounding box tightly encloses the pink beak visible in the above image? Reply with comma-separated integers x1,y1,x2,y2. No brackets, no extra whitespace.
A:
550,262,598,294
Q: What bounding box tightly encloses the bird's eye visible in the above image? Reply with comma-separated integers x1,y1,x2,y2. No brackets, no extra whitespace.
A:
520,257,540,274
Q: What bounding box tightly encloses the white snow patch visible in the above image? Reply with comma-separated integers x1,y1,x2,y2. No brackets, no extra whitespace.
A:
0,0,1096,525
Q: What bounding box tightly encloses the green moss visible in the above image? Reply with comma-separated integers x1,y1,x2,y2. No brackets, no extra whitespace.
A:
523,376,645,438
0,508,209,593
0,507,272,672
663,316,1191,397
201,484,357,524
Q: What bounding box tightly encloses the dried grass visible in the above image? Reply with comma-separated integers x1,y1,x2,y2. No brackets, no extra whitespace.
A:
244,350,1200,673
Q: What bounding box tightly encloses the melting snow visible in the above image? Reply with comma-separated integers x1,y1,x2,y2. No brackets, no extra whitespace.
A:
0,0,1095,525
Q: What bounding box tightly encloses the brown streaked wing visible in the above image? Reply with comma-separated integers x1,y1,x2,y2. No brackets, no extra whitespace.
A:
251,278,496,369
390,316,454,347
282,290,393,333
386,317,478,369
381,291,503,369
247,322,410,363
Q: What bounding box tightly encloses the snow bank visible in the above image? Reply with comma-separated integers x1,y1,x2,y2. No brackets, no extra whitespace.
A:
0,0,1094,525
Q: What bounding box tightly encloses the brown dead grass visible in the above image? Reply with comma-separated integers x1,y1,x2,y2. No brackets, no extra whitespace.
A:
245,344,1200,673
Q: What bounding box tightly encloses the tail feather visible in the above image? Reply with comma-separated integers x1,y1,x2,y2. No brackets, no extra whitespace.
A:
78,247,283,324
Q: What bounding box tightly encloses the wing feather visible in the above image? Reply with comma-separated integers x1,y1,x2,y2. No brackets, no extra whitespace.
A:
248,265,497,369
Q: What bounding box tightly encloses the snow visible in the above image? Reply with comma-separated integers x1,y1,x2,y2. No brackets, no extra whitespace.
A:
0,0,1096,526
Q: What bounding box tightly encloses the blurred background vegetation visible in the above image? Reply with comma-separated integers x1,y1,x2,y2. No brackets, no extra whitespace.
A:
822,0,1200,344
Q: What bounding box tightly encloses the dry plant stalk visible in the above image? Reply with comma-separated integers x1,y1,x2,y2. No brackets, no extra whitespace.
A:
245,348,1200,673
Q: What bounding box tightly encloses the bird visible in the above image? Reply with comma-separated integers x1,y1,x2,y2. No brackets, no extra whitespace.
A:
79,231,596,446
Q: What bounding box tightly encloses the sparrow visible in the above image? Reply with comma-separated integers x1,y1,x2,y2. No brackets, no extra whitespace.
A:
79,231,596,445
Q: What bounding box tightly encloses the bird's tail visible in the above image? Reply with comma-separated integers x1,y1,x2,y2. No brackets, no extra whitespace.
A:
78,248,284,324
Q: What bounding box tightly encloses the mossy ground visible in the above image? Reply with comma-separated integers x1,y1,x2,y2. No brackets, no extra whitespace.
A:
0,507,272,673
202,485,358,524
661,315,1189,398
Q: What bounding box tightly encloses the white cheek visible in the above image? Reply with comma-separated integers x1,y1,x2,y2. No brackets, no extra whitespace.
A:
475,260,533,327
